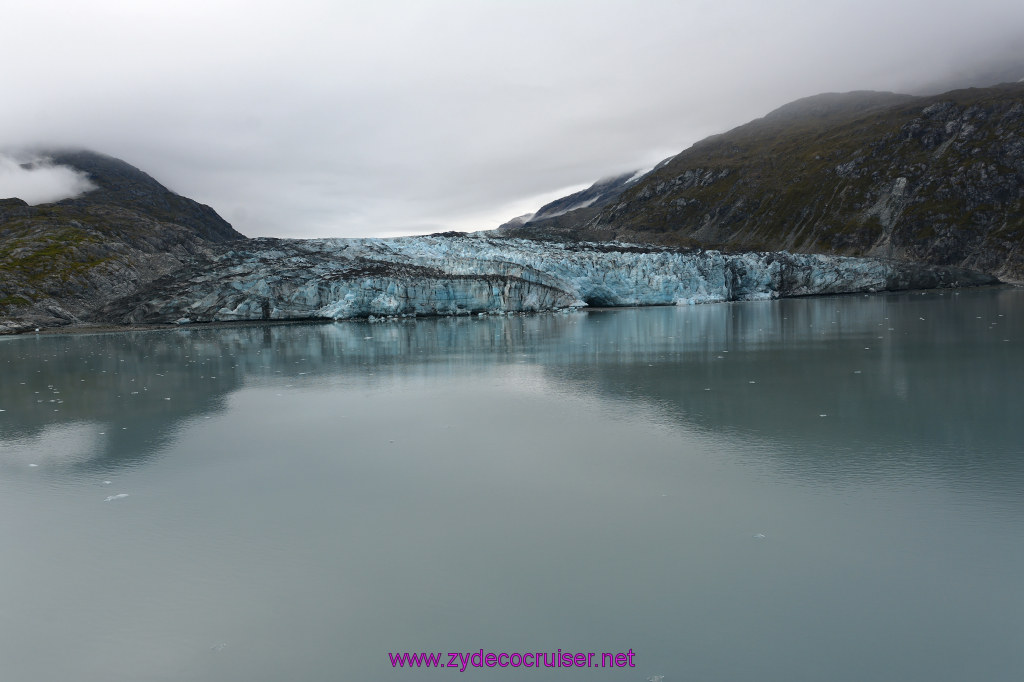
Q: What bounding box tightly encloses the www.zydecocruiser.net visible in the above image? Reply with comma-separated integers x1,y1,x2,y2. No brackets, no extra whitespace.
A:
389,649,637,671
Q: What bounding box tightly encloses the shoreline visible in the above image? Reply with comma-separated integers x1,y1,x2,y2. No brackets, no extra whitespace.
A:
3,282,1017,338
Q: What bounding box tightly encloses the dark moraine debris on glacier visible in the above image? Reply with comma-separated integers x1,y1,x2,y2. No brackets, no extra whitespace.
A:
104,235,997,324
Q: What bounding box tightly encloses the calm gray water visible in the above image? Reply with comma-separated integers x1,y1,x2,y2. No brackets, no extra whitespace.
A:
1,287,1022,682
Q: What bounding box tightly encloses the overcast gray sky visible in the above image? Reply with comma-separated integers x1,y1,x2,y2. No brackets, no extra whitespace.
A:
2,0,1023,238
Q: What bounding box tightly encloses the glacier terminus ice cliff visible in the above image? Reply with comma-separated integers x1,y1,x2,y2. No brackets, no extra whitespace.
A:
106,234,996,324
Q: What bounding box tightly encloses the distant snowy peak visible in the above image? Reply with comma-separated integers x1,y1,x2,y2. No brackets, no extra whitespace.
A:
503,213,535,226
527,170,649,222
496,164,666,235
497,163,664,234
533,195,600,220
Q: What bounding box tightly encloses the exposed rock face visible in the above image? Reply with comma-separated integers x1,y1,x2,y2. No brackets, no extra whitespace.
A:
504,84,1024,282
104,235,996,324
1,150,244,332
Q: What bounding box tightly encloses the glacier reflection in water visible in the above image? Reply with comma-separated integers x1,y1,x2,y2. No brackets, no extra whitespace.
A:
1,287,1022,682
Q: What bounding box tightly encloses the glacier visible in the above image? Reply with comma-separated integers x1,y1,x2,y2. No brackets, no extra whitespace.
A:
108,234,997,324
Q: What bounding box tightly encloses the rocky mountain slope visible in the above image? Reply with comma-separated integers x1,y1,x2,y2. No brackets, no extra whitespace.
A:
504,84,1024,281
0,150,244,331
